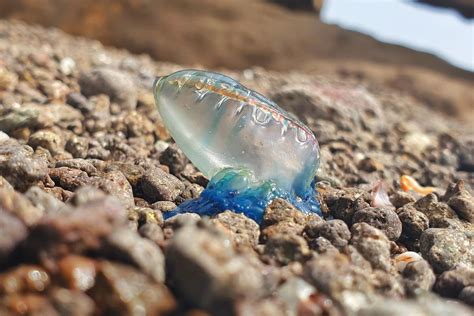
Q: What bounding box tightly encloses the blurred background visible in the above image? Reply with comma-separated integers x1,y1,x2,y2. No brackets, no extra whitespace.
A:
0,0,472,120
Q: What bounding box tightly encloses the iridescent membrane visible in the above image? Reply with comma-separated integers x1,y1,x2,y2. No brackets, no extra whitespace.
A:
154,69,320,222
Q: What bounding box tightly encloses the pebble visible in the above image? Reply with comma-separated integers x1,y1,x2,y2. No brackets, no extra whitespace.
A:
397,205,430,243
390,191,416,209
0,188,44,226
352,206,402,241
102,227,165,283
304,219,351,250
166,225,264,313
401,259,436,295
420,228,473,273
263,234,310,265
443,180,474,223
79,67,137,110
212,211,260,247
57,255,97,291
434,265,474,298
0,142,49,190
0,265,50,294
140,167,185,202
304,252,376,313
350,223,391,271
159,143,189,175
0,210,28,262
88,261,175,315
50,287,95,316
65,136,89,158
414,194,461,228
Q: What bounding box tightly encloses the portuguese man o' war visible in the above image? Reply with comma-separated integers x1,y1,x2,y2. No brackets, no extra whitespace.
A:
153,69,320,222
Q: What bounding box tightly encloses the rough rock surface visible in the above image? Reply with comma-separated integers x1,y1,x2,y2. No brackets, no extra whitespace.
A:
0,20,472,315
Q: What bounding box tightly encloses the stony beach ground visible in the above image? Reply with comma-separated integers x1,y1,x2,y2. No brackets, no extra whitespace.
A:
0,20,473,315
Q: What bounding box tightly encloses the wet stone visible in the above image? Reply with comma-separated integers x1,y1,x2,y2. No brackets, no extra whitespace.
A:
459,286,474,306
352,206,402,241
420,228,474,273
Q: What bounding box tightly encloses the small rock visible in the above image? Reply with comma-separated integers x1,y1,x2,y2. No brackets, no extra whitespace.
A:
24,186,65,215
0,210,27,262
390,191,416,208
21,196,127,265
350,223,391,271
49,167,91,191
304,252,375,313
0,143,48,190
397,205,430,242
459,286,474,306
212,211,260,247
92,170,135,209
458,139,474,172
434,265,474,298
57,255,97,291
151,200,177,213
402,259,436,295
140,167,185,202
65,136,89,158
0,68,18,91
309,237,340,255
304,219,350,250
443,180,474,223
0,188,44,226
102,227,165,283
79,68,137,110
138,223,165,246
420,228,473,273
263,234,310,265
88,261,175,316
352,206,402,241
50,287,95,316
414,194,460,228
0,265,50,294
166,225,264,313
159,143,189,175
